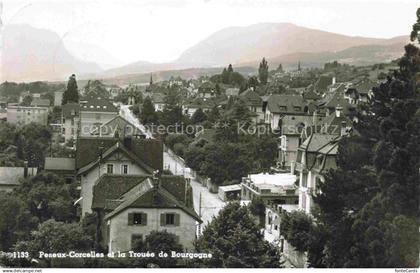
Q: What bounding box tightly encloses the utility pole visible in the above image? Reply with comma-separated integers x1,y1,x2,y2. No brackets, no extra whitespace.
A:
198,192,202,236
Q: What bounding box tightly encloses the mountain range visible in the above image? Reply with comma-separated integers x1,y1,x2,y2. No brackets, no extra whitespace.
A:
1,23,410,83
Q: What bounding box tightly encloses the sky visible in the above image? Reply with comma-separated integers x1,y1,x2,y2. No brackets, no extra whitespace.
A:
1,0,419,68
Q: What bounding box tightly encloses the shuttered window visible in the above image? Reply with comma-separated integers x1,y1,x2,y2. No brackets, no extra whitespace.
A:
160,213,180,226
128,213,147,226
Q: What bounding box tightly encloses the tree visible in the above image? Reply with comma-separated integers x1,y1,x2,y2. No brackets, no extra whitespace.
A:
191,108,207,124
0,192,35,251
132,230,183,268
305,18,420,267
140,97,159,125
16,172,79,223
194,202,281,268
15,219,93,267
62,74,79,105
21,95,33,106
277,63,284,73
258,58,269,85
410,7,420,43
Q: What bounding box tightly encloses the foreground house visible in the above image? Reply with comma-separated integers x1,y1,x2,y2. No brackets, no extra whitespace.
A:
74,136,200,251
96,174,200,252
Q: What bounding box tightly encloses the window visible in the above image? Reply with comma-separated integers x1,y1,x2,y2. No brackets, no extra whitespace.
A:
107,164,114,174
133,213,142,225
166,213,175,225
128,213,147,226
121,164,129,174
161,213,179,226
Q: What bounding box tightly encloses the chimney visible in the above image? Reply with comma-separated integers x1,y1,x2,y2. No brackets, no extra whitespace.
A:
335,105,343,118
152,169,161,189
23,161,28,178
332,76,336,85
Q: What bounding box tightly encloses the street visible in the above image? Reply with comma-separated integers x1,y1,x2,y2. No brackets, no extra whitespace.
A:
119,104,226,228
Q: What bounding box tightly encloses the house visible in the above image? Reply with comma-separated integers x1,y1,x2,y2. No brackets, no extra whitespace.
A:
61,103,80,143
278,114,322,168
79,94,119,137
31,98,51,109
264,201,306,268
318,85,356,117
197,82,216,98
241,172,298,204
75,137,163,216
239,89,264,123
345,79,376,104
295,134,340,214
44,157,76,182
225,87,240,98
99,174,200,252
0,165,37,192
218,184,241,202
182,98,216,117
7,105,49,126
75,136,200,252
151,93,166,112
265,95,307,131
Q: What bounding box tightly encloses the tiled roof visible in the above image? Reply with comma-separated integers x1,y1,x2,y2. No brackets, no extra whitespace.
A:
99,116,145,137
92,174,200,221
77,141,155,175
351,79,376,94
300,133,338,153
267,95,306,114
92,174,149,209
75,137,163,170
239,89,262,106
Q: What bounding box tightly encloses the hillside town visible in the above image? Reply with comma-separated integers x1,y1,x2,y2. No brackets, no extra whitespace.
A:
0,4,419,269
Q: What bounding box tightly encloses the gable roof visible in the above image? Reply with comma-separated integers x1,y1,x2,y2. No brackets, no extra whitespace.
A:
99,115,145,137
239,89,262,106
267,95,306,114
76,137,163,170
91,174,200,222
299,133,338,153
77,141,155,175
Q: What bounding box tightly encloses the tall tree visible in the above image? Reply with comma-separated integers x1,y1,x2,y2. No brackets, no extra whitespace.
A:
62,74,79,105
258,58,269,85
304,22,420,268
